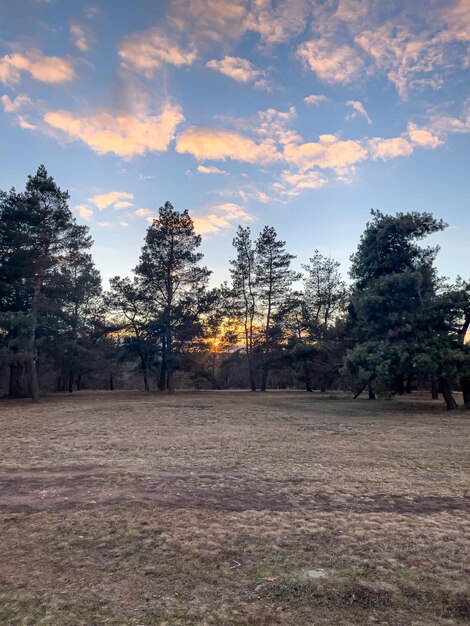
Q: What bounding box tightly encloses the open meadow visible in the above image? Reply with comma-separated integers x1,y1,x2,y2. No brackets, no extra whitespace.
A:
0,391,469,625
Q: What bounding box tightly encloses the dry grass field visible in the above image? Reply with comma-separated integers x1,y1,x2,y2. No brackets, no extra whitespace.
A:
0,391,469,625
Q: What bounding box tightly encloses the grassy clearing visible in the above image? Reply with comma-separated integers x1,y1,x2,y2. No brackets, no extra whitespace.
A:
0,391,469,625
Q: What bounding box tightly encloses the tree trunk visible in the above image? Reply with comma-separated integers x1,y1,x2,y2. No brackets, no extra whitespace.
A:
68,371,74,393
29,351,40,402
396,375,405,395
368,384,376,400
461,376,470,409
109,373,114,391
28,275,42,403
167,370,175,393
304,362,312,392
405,375,412,394
261,363,268,392
143,368,149,392
431,379,439,400
159,357,166,391
439,377,458,410
248,358,256,391
76,373,81,391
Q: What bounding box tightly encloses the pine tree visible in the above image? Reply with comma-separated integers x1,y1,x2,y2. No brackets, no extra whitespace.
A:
0,165,91,401
135,202,210,392
255,226,299,391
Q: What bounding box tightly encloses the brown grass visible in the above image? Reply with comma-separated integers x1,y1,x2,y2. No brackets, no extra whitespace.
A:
0,390,469,625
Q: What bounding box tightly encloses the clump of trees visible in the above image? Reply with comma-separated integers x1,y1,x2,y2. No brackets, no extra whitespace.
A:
1,167,468,408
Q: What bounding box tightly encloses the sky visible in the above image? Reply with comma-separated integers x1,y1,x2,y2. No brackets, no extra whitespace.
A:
1,0,469,287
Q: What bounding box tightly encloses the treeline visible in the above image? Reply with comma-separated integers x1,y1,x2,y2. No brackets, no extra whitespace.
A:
1,166,469,408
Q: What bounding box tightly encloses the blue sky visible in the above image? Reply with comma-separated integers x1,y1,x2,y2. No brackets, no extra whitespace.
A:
1,0,469,286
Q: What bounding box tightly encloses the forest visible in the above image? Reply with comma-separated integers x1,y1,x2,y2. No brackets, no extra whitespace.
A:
1,165,469,408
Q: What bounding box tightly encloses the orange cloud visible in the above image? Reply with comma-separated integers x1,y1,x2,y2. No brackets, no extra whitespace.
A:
0,49,75,85
406,123,442,149
119,28,197,73
88,191,134,210
206,56,261,82
176,126,281,163
134,208,153,217
368,136,414,160
191,203,253,234
284,135,368,172
74,204,93,220
44,102,184,158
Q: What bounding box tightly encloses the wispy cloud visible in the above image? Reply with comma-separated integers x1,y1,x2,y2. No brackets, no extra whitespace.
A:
245,0,310,45
197,165,227,175
168,0,248,43
70,23,89,52
0,94,33,112
297,40,364,84
346,100,371,124
119,28,197,73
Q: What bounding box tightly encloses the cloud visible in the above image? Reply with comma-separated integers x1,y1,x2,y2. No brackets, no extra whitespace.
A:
368,136,414,160
0,49,75,85
74,204,93,220
284,134,368,173
197,165,227,174
406,123,443,149
428,107,470,136
355,25,449,98
168,0,248,43
297,40,364,84
70,24,89,52
134,208,153,217
119,28,197,73
206,56,261,83
97,221,112,228
114,200,134,209
89,191,134,210
119,221,130,228
245,0,310,44
279,170,328,196
0,94,33,112
44,101,184,158
304,94,328,106
17,116,37,130
346,100,371,123
176,126,281,163
191,202,253,234
257,107,301,145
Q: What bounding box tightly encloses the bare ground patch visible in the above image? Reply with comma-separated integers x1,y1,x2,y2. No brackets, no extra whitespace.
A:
0,391,469,625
